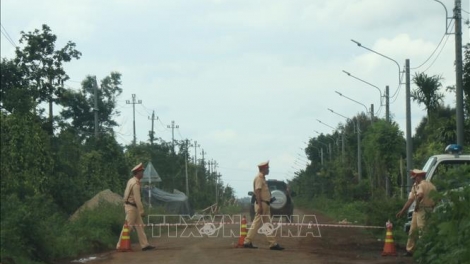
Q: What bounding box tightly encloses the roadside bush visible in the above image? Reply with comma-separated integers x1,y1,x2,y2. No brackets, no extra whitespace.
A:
61,201,123,255
414,168,470,264
218,204,242,215
0,193,67,264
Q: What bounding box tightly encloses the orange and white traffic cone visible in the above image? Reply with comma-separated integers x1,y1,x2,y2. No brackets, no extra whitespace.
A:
117,221,133,252
236,215,248,248
381,220,397,256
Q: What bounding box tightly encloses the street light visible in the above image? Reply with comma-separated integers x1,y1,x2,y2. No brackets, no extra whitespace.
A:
343,70,390,122
335,91,374,123
314,130,335,144
314,130,334,160
301,145,323,165
327,108,362,181
351,39,402,89
351,39,412,194
343,70,383,105
308,138,330,161
316,119,336,130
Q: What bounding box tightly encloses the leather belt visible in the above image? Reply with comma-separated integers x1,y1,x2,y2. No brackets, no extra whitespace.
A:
255,200,270,206
125,201,137,207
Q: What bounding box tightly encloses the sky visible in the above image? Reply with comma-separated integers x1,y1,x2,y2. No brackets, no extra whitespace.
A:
1,0,469,198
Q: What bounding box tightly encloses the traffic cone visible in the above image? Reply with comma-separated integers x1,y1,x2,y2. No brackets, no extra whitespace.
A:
236,215,248,247
117,221,133,252
381,220,397,256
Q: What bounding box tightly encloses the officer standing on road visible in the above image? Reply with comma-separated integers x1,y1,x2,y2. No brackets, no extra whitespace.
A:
243,161,284,250
396,169,436,256
116,163,156,251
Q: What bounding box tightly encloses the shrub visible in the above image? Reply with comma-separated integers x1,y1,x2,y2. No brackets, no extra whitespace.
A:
413,167,470,264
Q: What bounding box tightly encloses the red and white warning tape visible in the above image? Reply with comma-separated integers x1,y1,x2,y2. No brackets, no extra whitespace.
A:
127,222,385,229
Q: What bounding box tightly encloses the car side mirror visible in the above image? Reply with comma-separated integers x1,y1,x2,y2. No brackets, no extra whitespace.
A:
248,191,254,196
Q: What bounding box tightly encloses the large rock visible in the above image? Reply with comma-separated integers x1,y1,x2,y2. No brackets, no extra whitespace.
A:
70,189,123,221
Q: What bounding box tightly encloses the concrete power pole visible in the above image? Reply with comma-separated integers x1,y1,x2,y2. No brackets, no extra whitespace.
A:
149,111,158,145
93,77,99,138
167,121,179,153
370,104,374,122
385,86,390,123
126,94,142,145
185,139,190,197
193,141,200,185
357,122,362,182
212,160,218,204
193,141,200,164
405,59,413,193
454,0,464,146
199,149,207,185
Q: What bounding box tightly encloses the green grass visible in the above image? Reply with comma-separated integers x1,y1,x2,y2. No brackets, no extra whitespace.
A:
296,196,411,246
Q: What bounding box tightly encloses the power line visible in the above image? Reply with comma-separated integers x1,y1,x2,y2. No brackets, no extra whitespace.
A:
0,23,17,47
410,19,453,70
421,30,452,74
390,69,406,104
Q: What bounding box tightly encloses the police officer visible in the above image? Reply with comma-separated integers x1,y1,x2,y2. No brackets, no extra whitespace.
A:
243,161,284,250
396,169,436,256
116,163,156,251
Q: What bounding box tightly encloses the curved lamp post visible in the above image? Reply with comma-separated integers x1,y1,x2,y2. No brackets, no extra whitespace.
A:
303,143,324,165
351,39,412,193
335,91,374,124
342,70,390,122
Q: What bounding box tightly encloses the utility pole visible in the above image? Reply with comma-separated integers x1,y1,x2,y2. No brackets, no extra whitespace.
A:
208,160,212,175
454,0,464,146
93,77,99,138
201,149,206,167
193,141,200,164
357,121,362,182
148,111,158,145
385,86,390,123
167,121,179,153
126,94,142,145
370,104,374,122
341,130,345,163
405,59,413,193
199,149,207,185
193,141,200,185
185,139,190,197
212,160,218,204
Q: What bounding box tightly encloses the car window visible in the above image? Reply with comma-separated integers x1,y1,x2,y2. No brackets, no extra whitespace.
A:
267,181,287,191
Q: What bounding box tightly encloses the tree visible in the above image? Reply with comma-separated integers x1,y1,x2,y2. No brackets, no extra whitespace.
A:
362,120,404,196
0,112,54,198
411,72,444,124
0,59,34,114
14,24,81,134
59,72,122,141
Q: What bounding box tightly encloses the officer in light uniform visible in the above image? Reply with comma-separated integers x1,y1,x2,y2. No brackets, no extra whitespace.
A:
116,163,155,251
396,169,436,256
243,161,284,250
